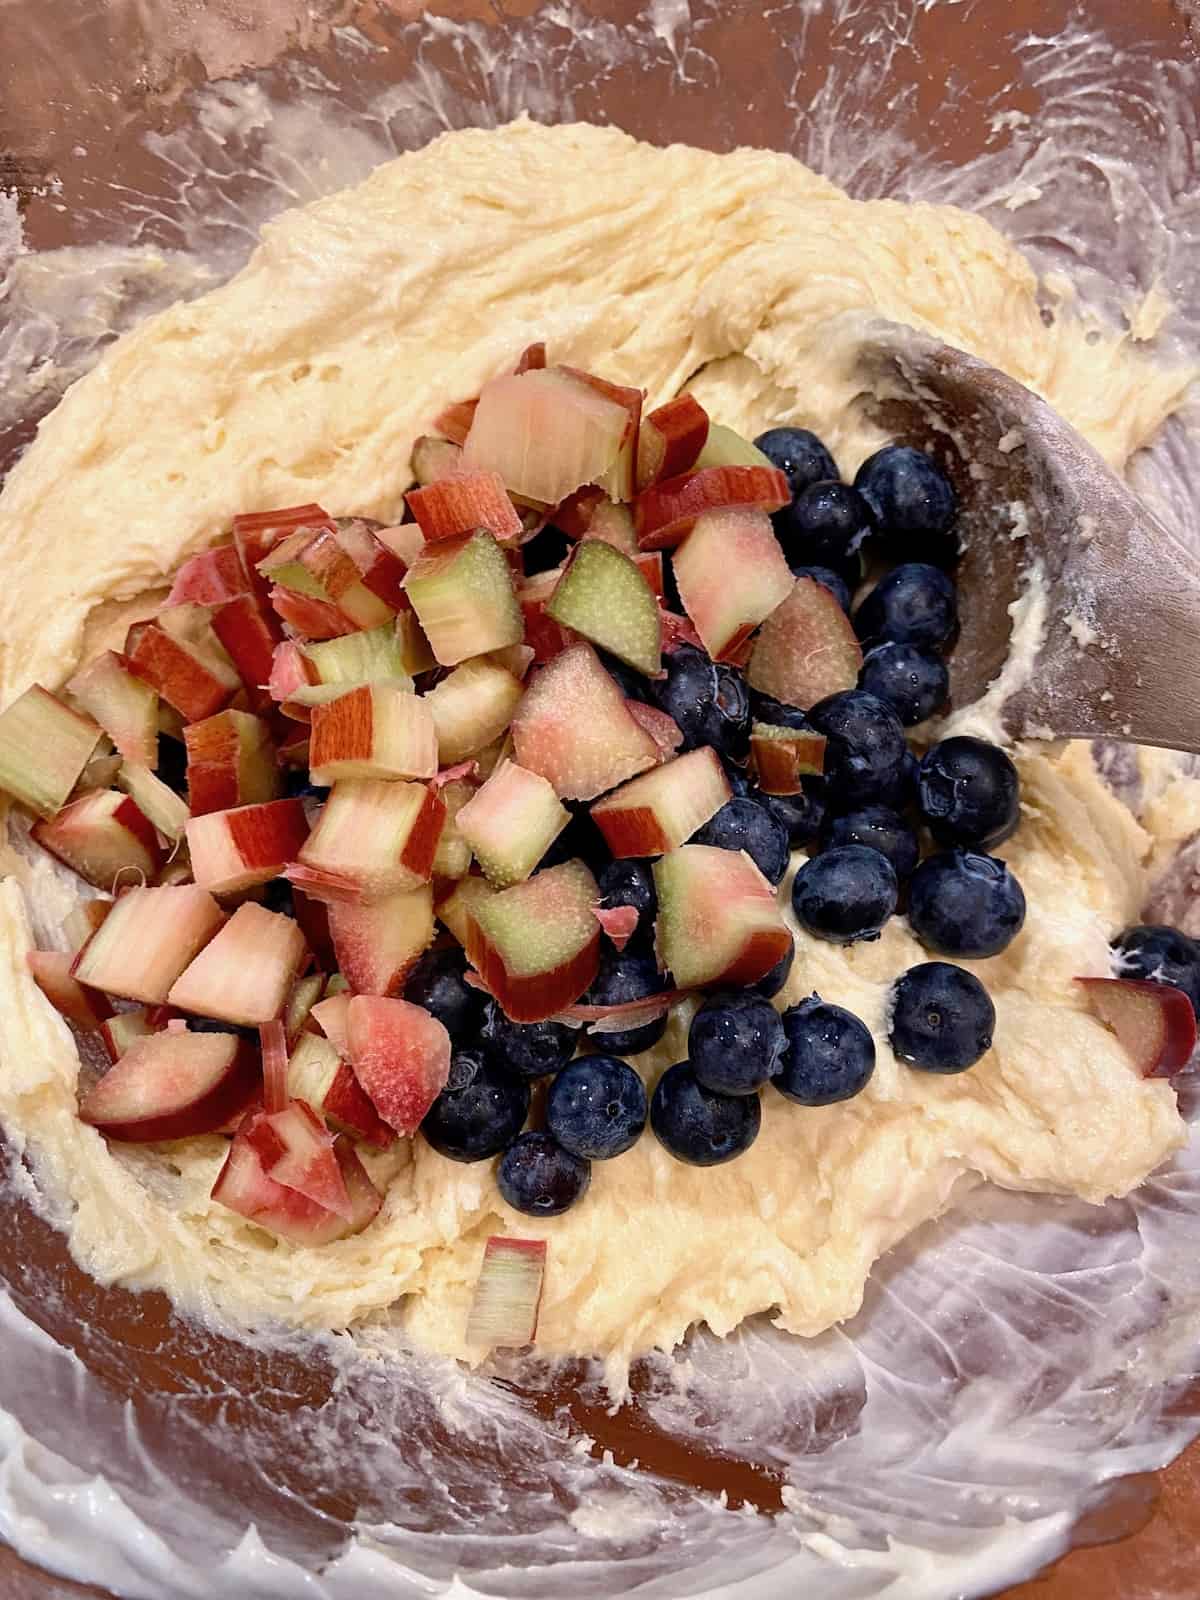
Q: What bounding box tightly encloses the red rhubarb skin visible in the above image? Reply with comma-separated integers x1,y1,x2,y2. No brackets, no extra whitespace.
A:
634,465,790,551
464,921,600,1024
82,1038,261,1144
123,625,234,722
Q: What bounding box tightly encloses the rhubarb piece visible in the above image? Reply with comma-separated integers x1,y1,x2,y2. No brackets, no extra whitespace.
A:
124,604,241,723
407,470,523,545
591,747,731,857
487,642,535,681
233,503,334,622
695,423,774,471
212,1125,380,1244
412,435,463,486
268,641,321,714
635,465,790,551
345,995,451,1134
184,710,280,817
1077,977,1198,1078
594,904,640,951
402,530,522,666
466,1236,547,1347
432,778,476,880
746,576,864,709
269,587,355,641
169,902,308,1026
464,859,599,1022
0,686,101,818
515,341,547,373
32,790,163,890
433,397,478,446
673,507,793,662
260,526,395,631
334,517,411,613
637,393,710,491
424,659,524,764
519,568,577,664
80,1029,260,1143
100,1008,154,1062
66,653,158,768
284,972,324,1045
166,545,250,607
653,844,791,989
61,898,112,956
561,367,642,503
312,991,352,1055
436,875,497,946
245,1096,352,1216
456,761,569,887
210,593,281,709
286,1031,395,1147
544,542,662,676
292,779,445,901
511,644,658,801
750,724,827,795
309,684,437,784
187,798,311,894
73,885,224,1003
300,626,416,701
73,746,123,795
393,611,437,676
260,1019,289,1114
627,700,685,760
27,950,114,1030
327,886,435,996
116,762,190,841
583,499,639,556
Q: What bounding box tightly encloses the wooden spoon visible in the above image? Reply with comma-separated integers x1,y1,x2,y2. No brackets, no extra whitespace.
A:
858,324,1200,754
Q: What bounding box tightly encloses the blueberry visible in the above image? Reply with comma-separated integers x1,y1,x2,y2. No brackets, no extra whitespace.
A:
792,845,898,945
597,859,657,951
749,691,812,731
480,1001,579,1080
853,563,957,650
773,481,872,584
522,524,572,576
650,1061,762,1166
652,644,750,762
600,650,652,704
819,805,919,881
859,642,949,726
754,426,839,497
445,1050,483,1092
748,937,795,999
1112,925,1200,1018
282,768,331,803
421,1058,530,1160
546,1056,647,1159
579,949,671,1054
538,802,611,873
261,877,295,917
188,1017,256,1040
404,946,487,1045
889,961,994,1072
583,1012,669,1058
758,785,827,847
497,1131,591,1215
156,733,188,795
788,565,852,613
907,849,1026,958
693,796,790,885
854,446,959,565
689,991,786,1095
808,690,908,807
776,996,875,1104
917,737,1020,850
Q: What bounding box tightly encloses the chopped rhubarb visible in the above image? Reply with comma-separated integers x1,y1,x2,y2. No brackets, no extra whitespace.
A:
673,507,793,662
345,995,451,1134
311,990,352,1056
636,393,710,491
544,542,662,677
432,778,477,881
286,1031,395,1148
60,897,112,956
436,875,498,947
124,605,241,722
32,789,163,889
466,1236,547,1348
635,465,790,551
591,747,731,857
260,1019,289,1114
559,366,643,502
0,685,101,818
407,470,523,545
292,779,445,902
309,684,437,784
488,642,535,680
474,730,514,783
233,503,334,621
284,971,324,1045
653,844,791,990
169,902,308,1026
1076,977,1198,1077
392,610,437,676
211,594,282,709
245,1096,353,1217
464,859,600,1023
212,1126,380,1244
456,760,569,887
73,885,224,1003
80,1029,260,1143
583,499,639,555
695,423,774,471
300,625,416,699
269,586,356,641
333,517,411,613
511,644,659,801
166,545,250,607
519,568,577,664
402,529,523,666
746,576,864,709
268,641,321,714
750,724,827,795
433,397,479,446
626,700,685,761
424,659,524,764
100,1007,154,1063
260,526,396,632
553,486,605,539
412,435,463,486
187,797,310,894
594,904,640,952
327,886,435,996
66,653,159,768
184,710,280,817
27,950,114,1031
515,341,547,374
116,762,190,841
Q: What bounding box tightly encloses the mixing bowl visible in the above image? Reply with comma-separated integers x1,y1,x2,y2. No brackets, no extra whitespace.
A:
1,3,1199,1596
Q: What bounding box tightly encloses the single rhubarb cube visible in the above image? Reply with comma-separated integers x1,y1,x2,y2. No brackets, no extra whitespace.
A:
233,504,334,625
311,990,352,1056
268,641,320,716
626,700,685,761
212,1124,381,1244
455,760,569,887
345,995,451,1134
301,625,416,699
466,1236,547,1348
432,778,476,881
168,902,308,1026
115,762,189,842
73,885,225,1003
746,576,863,709
750,724,827,795
291,779,445,902
60,897,112,957
695,423,774,471
66,652,159,768
591,747,731,857
184,709,280,817
0,685,101,818
582,499,639,555
309,684,437,784
259,526,394,632
558,365,642,503
124,605,241,723
187,797,311,894
636,393,710,491
464,859,600,1022
435,875,498,947
244,1098,353,1216
327,886,435,996
433,397,479,445
80,1029,260,1143
166,545,250,607
424,659,524,764
27,949,114,1031
333,517,411,613
292,887,336,971
210,593,282,709
634,465,790,551
544,542,662,676
100,1007,155,1063
407,470,523,545
412,435,463,485
673,507,793,662
286,1030,395,1148
32,790,163,890
402,529,523,667
653,844,791,990
511,644,659,801
1076,977,1198,1078
269,586,356,642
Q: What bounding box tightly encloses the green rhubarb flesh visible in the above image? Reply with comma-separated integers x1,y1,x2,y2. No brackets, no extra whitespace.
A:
471,860,597,978
695,423,774,472
303,625,415,691
403,531,522,667
0,686,101,817
544,541,661,676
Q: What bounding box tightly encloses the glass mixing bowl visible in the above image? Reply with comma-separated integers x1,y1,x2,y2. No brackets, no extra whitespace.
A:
1,3,1199,1597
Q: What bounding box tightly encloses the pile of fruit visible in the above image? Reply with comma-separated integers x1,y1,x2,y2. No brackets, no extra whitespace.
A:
5,343,1197,1347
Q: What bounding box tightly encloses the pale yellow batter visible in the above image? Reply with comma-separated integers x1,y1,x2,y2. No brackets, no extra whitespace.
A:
0,120,1195,1386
